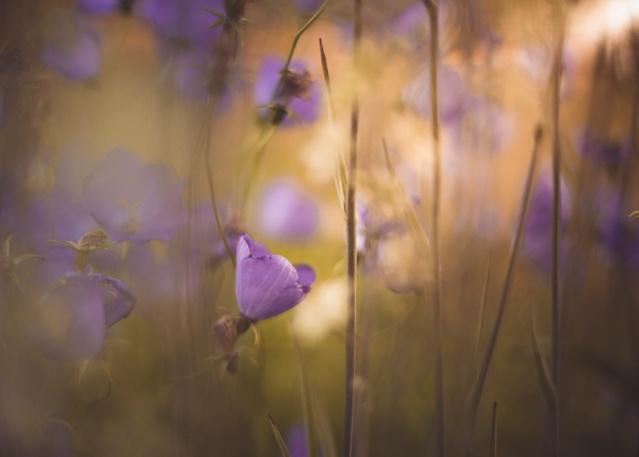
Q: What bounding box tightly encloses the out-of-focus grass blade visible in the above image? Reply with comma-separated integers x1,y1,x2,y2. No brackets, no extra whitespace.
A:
292,327,316,457
490,401,498,457
311,391,339,457
268,414,292,457
474,256,492,371
529,314,556,410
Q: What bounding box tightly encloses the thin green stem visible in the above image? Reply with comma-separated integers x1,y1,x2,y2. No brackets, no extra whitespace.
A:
283,0,330,72
205,141,235,266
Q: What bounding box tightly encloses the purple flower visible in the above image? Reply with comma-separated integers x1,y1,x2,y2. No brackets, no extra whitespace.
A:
83,148,187,242
523,171,571,271
235,235,315,321
402,64,470,124
258,180,319,241
41,13,101,81
254,55,321,126
31,270,134,359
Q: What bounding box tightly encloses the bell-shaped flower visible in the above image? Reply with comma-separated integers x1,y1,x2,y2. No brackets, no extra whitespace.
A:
235,235,315,321
31,270,134,359
254,55,321,126
41,12,101,81
82,148,187,243
258,180,319,241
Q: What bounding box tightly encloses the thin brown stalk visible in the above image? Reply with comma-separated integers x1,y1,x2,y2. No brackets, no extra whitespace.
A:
420,1,444,456
549,9,566,457
467,126,544,451
343,0,362,456
490,401,498,457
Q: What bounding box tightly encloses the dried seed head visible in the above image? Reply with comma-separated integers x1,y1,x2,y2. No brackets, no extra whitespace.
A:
77,228,110,252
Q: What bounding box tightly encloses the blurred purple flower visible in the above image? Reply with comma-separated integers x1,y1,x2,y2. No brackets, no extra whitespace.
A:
136,0,223,52
77,0,119,13
576,130,630,170
258,180,319,241
597,193,639,270
448,96,514,154
523,171,571,271
41,13,101,81
254,55,321,126
42,419,73,457
402,64,469,124
286,423,308,457
31,270,134,359
83,148,187,242
235,235,315,320
187,203,244,266
293,0,323,13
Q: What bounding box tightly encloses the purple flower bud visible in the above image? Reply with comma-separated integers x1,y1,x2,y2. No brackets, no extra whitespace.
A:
83,148,187,242
31,270,134,359
41,13,101,81
235,235,315,320
254,55,321,126
258,180,319,241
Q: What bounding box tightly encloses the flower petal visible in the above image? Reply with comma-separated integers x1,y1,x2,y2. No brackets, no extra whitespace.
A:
235,235,305,320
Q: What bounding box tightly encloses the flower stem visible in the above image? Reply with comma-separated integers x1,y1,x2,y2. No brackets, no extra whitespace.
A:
343,0,361,456
549,9,565,456
283,0,330,72
421,1,444,456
